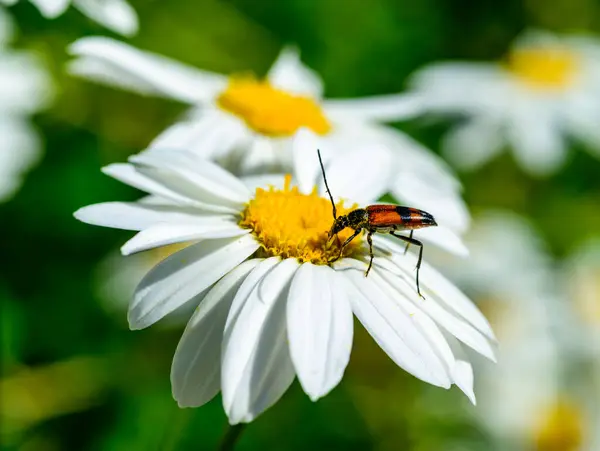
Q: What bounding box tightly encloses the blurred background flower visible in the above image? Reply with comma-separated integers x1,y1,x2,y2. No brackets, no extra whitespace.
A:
2,0,600,450
429,211,600,451
0,6,51,202
409,30,600,176
0,0,138,36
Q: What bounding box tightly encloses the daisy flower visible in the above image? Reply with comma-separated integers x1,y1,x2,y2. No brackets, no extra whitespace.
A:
0,7,52,202
409,30,600,176
437,211,599,451
67,36,470,234
74,149,495,424
476,287,597,451
0,0,138,36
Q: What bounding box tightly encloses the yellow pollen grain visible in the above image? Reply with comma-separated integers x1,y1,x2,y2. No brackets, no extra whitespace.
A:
533,400,584,451
216,77,331,137
239,175,361,264
507,47,579,90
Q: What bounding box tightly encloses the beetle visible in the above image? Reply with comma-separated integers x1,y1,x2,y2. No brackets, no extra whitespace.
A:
318,150,437,298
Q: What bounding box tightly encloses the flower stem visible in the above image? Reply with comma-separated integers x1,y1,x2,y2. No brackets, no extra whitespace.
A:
218,423,247,451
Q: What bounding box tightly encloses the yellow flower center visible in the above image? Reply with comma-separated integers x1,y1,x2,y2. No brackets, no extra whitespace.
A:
239,175,361,264
533,400,585,451
507,47,579,90
216,77,331,137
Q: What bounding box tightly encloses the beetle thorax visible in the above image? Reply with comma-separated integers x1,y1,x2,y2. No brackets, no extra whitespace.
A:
330,208,369,236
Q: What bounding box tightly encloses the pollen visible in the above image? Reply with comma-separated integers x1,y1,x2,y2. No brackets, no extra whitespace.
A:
216,77,331,137
239,175,361,264
507,46,579,90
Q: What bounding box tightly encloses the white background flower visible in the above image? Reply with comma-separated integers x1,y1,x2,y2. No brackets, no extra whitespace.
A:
0,0,138,36
0,7,52,202
74,149,495,424
410,30,600,176
437,211,599,451
67,36,470,234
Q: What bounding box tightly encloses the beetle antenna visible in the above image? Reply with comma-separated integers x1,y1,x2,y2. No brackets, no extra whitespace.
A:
317,149,337,219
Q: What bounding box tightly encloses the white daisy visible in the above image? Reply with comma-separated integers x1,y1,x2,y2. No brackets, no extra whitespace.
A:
66,36,470,234
409,30,600,176
0,7,52,202
438,211,599,451
74,149,495,424
0,0,138,36
478,288,597,451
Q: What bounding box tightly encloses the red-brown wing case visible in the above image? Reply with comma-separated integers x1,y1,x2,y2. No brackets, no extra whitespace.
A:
366,205,437,229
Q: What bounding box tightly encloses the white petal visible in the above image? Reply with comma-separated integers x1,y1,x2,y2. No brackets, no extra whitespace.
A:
413,227,468,257
320,144,392,204
323,93,423,122
148,108,248,161
421,299,496,361
68,37,227,103
409,62,510,114
378,227,468,258
237,135,287,175
507,113,567,176
68,56,164,95
267,46,323,98
30,0,70,17
73,0,138,36
391,173,470,233
129,235,259,330
223,258,281,335
131,150,250,205
121,221,248,255
446,335,476,405
73,201,229,231
102,163,208,208
566,105,600,157
222,258,299,424
374,265,476,403
292,128,324,194
371,253,496,362
442,119,504,171
171,259,260,408
374,234,495,341
0,119,41,202
337,261,451,388
386,128,462,192
240,174,287,193
287,264,353,401
0,52,53,114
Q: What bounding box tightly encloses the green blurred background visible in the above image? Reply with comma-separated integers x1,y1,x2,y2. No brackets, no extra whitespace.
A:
2,0,600,450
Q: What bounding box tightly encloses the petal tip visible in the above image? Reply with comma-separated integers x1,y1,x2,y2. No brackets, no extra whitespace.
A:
127,310,146,330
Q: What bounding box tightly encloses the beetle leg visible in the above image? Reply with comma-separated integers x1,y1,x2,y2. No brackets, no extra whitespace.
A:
389,232,426,299
403,230,414,254
330,228,362,263
365,231,374,277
